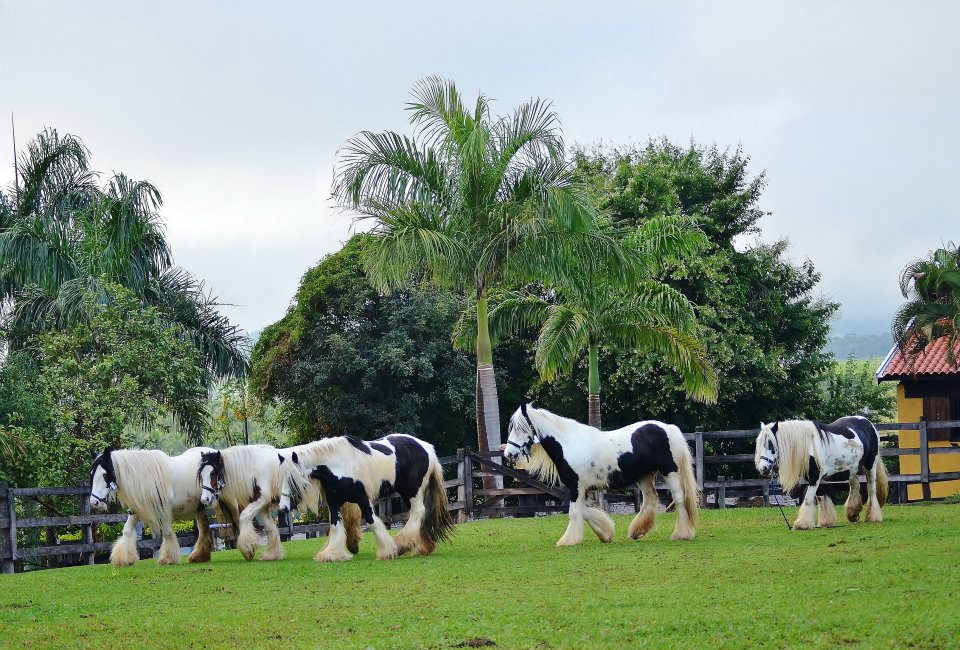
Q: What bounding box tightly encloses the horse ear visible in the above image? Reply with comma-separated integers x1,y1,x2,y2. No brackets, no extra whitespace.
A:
520,403,528,416
759,421,765,428
278,454,285,465
292,451,299,464
103,445,115,456
528,401,538,411
771,422,779,434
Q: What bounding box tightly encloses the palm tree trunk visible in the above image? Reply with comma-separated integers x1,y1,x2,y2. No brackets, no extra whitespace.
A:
587,342,601,429
476,293,503,490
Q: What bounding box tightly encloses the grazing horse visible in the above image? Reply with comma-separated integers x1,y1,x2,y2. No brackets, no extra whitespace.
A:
89,446,216,566
754,416,888,530
197,445,363,561
502,404,699,546
278,434,454,562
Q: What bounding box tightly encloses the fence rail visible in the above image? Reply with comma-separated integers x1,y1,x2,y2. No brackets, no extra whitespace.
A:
3,419,958,573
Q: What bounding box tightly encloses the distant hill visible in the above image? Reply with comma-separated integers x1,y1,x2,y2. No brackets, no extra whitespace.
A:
827,332,894,360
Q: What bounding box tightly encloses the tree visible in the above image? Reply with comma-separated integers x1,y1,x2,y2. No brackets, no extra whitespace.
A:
0,285,205,488
531,141,837,434
0,129,247,437
489,214,718,427
892,241,960,367
251,235,508,455
332,78,609,455
820,356,896,423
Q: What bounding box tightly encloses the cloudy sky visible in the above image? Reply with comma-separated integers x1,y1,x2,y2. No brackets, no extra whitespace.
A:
2,2,957,335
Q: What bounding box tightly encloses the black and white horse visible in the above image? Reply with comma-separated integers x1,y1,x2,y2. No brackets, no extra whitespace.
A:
89,446,216,566
278,434,454,562
754,416,889,530
197,445,362,561
502,404,699,546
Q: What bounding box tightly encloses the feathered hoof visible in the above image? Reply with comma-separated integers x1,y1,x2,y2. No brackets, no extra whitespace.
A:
792,520,814,531
376,548,399,561
866,510,883,523
846,512,861,523
110,555,137,568
187,548,211,563
670,529,696,541
258,549,285,561
315,549,354,563
157,554,181,566
555,536,582,547
238,545,256,561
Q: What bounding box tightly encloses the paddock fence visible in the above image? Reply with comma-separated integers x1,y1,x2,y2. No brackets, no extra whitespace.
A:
2,419,957,573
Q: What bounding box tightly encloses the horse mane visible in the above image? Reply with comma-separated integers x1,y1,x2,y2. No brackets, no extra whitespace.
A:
220,444,277,507
276,439,351,514
513,406,589,486
111,449,171,528
772,420,821,492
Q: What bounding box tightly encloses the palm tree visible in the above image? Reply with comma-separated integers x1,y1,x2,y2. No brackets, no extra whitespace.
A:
892,242,960,367
0,129,248,439
333,78,609,454
489,215,718,427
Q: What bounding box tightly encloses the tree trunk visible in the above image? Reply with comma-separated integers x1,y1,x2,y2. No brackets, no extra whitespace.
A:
587,342,601,429
476,294,503,490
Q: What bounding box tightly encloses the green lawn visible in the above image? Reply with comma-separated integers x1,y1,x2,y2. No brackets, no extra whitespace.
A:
1,505,958,649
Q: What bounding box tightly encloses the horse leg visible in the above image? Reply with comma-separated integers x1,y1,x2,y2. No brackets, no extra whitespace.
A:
665,472,695,540
236,498,270,561
315,500,354,562
110,513,141,567
157,519,181,565
357,497,398,561
816,495,837,528
188,509,213,563
556,492,586,547
793,483,818,530
342,503,363,555
582,495,615,543
395,495,426,556
629,475,658,540
864,465,883,523
258,509,285,561
844,476,863,522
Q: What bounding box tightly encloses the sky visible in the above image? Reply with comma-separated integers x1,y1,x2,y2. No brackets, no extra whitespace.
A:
1,2,958,336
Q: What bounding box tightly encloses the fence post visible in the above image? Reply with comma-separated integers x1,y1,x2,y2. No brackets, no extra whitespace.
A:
456,449,466,524
462,451,474,522
0,483,12,574
633,484,642,513
919,419,931,501
278,509,291,542
79,491,95,566
694,428,705,508
718,476,726,509
761,481,770,508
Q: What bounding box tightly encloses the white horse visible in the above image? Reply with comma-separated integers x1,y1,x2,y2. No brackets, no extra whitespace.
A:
89,446,216,567
197,445,362,561
502,404,699,546
754,417,888,530
278,434,454,562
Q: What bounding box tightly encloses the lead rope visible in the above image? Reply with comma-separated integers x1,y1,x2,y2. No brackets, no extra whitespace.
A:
771,479,793,531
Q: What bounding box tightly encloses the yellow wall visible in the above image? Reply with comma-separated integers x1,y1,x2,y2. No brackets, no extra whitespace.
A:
896,383,960,499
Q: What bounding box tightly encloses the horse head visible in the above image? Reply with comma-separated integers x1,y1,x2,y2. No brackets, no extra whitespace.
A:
278,451,305,514
198,450,225,506
755,421,780,477
502,403,540,463
89,446,118,511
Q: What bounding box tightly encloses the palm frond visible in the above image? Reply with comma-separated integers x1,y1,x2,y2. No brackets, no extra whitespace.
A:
535,305,591,381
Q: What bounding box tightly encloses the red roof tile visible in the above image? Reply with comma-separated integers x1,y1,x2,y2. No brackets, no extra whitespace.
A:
877,337,960,380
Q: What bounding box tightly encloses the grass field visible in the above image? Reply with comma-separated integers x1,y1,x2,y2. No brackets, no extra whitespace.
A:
1,504,958,649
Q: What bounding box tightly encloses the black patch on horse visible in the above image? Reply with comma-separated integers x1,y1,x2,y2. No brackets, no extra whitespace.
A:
833,416,879,471
198,450,225,487
309,464,375,525
387,435,429,501
346,436,372,455
607,423,679,490
369,442,393,455
251,480,262,503
378,479,394,498
537,436,579,499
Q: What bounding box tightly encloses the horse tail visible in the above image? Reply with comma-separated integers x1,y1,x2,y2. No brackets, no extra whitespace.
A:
875,457,889,507
670,428,699,530
421,458,455,547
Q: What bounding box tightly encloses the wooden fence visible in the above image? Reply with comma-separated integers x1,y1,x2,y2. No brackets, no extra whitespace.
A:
3,419,958,573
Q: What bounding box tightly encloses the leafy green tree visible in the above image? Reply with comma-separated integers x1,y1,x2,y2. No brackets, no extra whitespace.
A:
251,235,513,455
892,241,960,367
0,129,247,438
0,285,205,487
532,141,837,433
489,214,718,427
332,78,611,454
820,356,896,423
